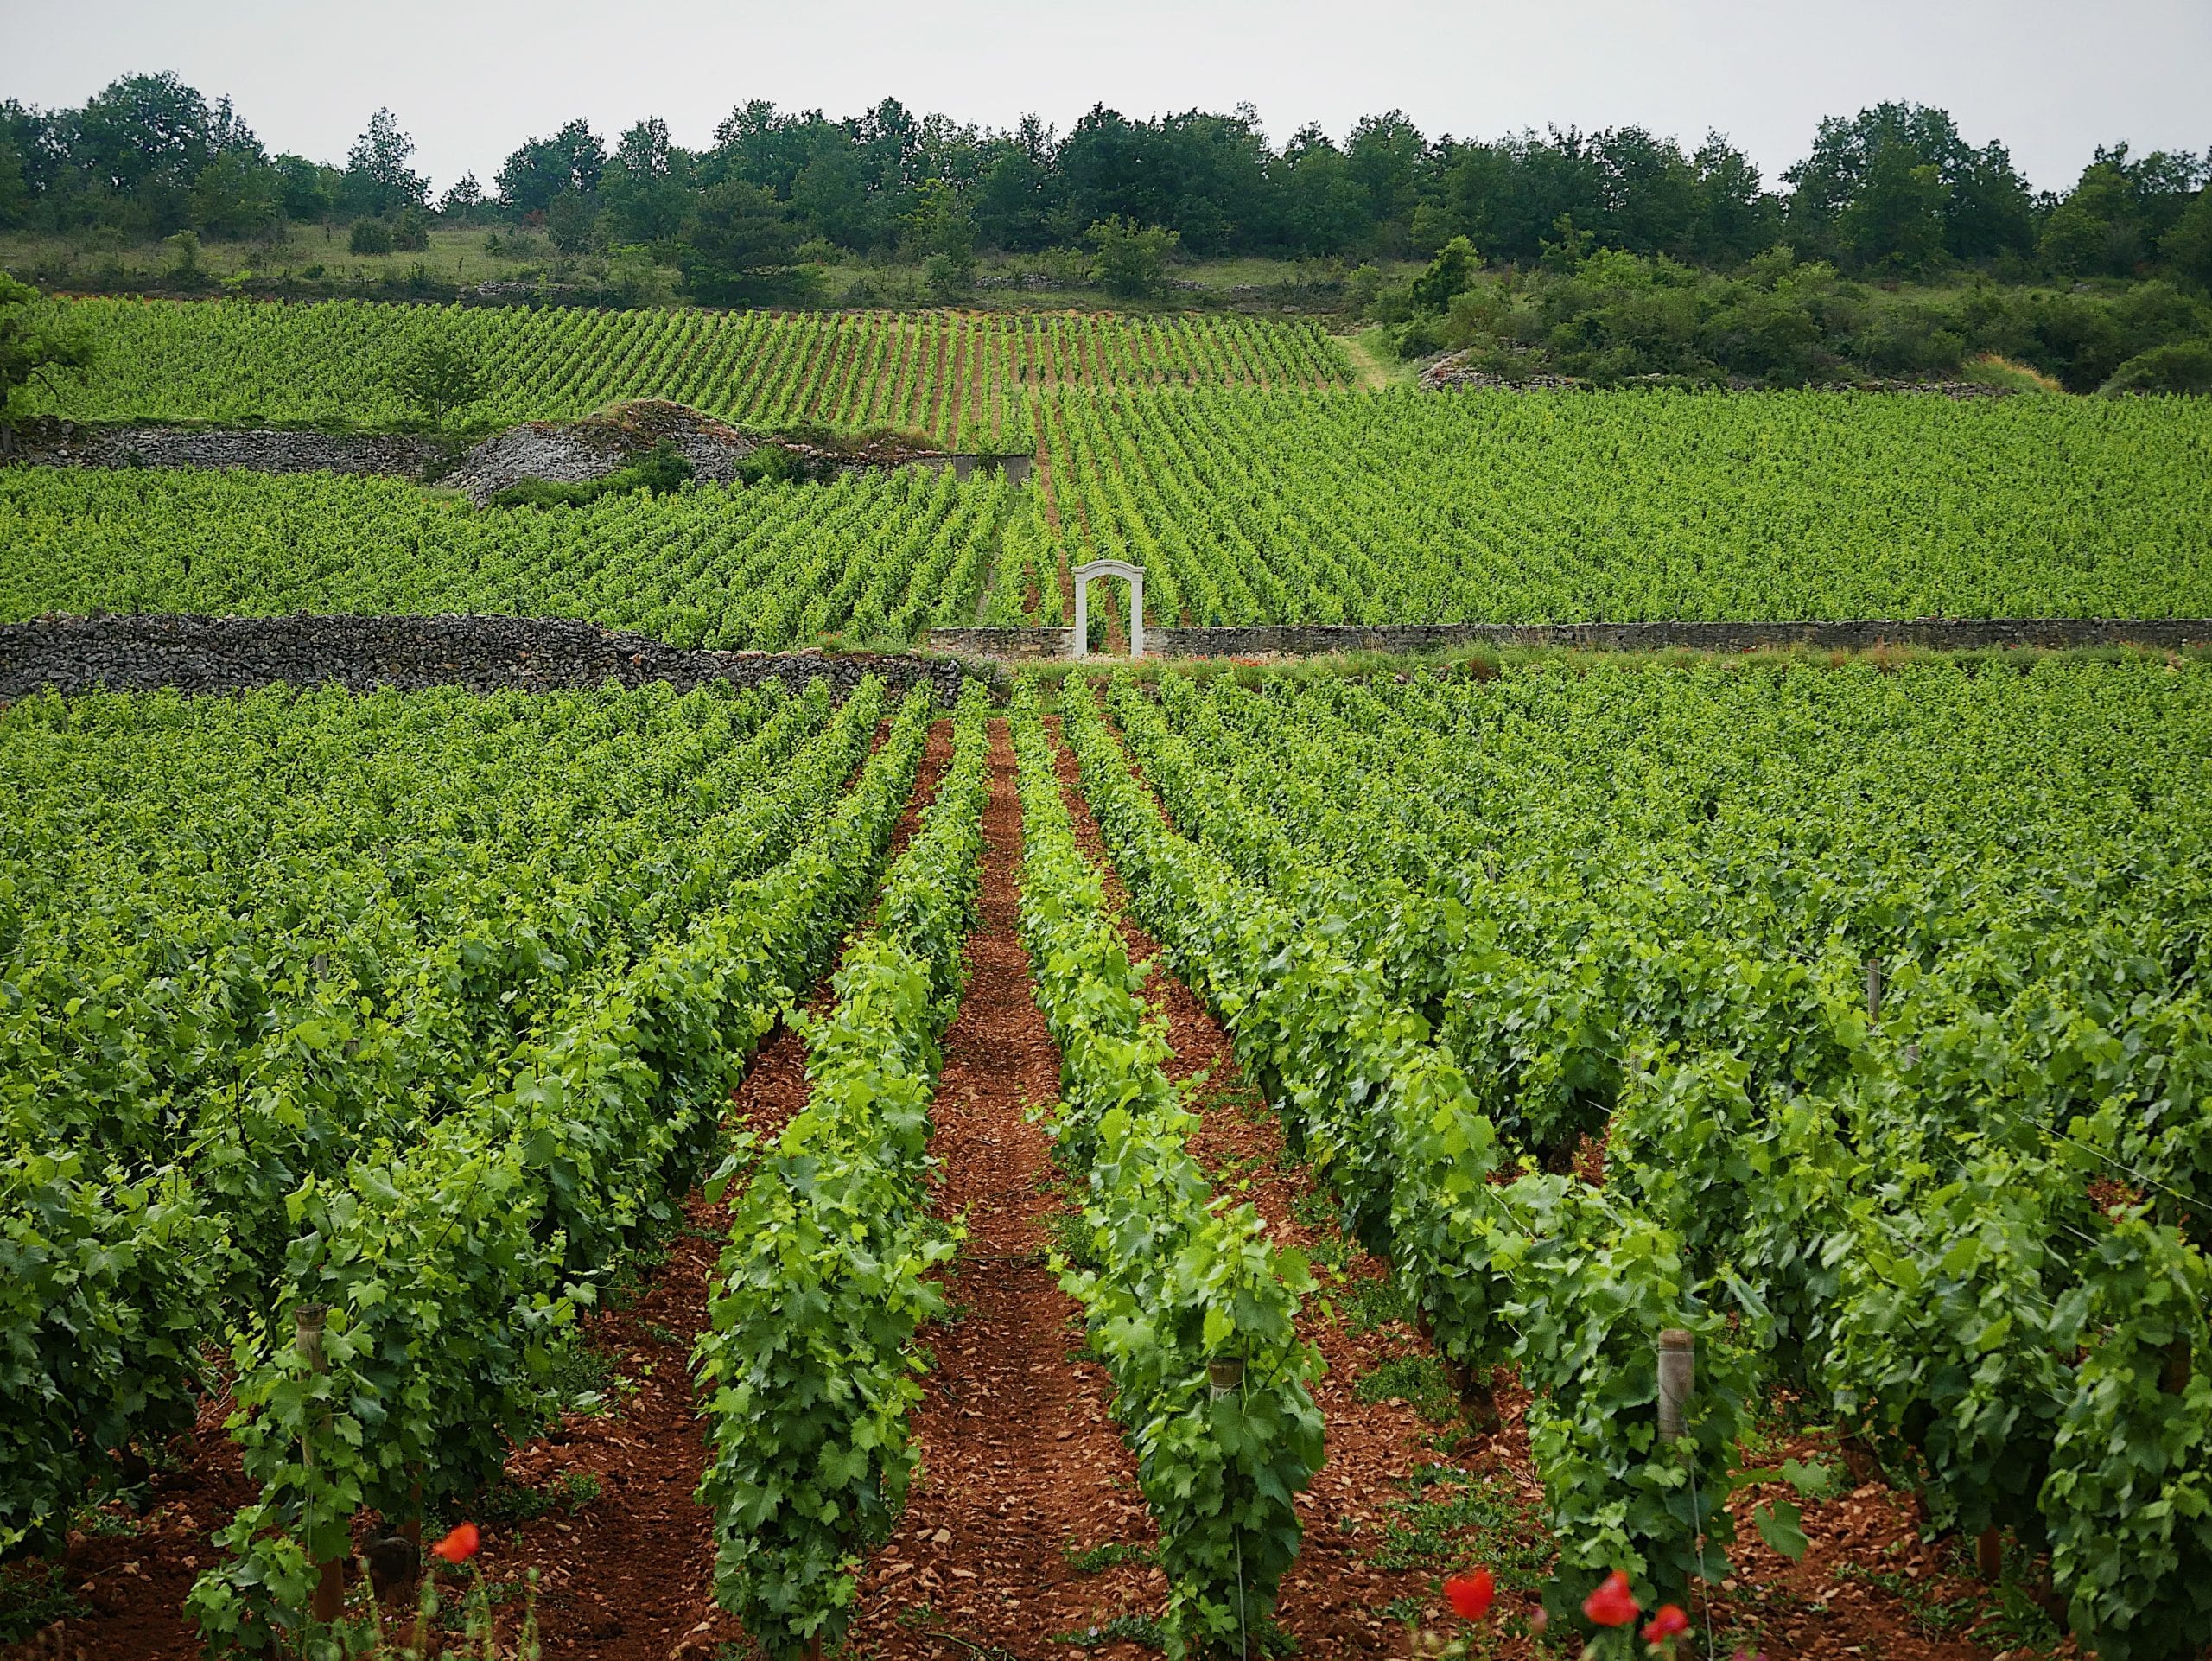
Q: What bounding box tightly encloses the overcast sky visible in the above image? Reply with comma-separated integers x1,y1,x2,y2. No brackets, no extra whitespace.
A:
7,0,2208,197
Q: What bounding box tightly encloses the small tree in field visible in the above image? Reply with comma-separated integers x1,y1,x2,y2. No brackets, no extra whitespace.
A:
1090,216,1179,300
392,335,484,430
0,272,94,452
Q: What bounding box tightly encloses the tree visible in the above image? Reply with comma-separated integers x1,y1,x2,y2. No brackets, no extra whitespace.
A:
1785,104,2031,268
545,190,603,255
2162,188,2212,292
0,273,94,450
1278,124,1364,256
391,335,483,429
438,174,486,220
677,181,800,303
188,150,278,238
496,118,606,216
1689,132,1777,264
1412,234,1479,309
1089,215,1178,299
345,109,426,218
974,116,1058,251
271,154,336,224
907,178,976,295
1837,142,1948,276
1346,111,1426,254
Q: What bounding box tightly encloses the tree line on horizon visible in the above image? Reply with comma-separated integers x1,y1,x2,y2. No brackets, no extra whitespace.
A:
3,73,2209,297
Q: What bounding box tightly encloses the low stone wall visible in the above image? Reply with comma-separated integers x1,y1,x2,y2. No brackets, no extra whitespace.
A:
1152,620,2212,656
928,626,1072,660
934,618,2212,660
16,421,446,478
0,613,989,703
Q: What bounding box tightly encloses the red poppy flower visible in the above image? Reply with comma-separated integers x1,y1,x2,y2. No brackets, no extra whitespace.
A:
1583,1569,1638,1627
429,1522,480,1564
1444,1567,1496,1620
1643,1603,1690,1643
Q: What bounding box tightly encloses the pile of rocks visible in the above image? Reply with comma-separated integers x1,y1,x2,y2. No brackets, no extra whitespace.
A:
0,612,989,703
437,401,767,504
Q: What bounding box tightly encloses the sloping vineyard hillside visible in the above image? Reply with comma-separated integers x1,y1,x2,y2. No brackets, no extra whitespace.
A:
0,464,1012,648
11,379,2211,643
1027,386,2212,626
16,300,1351,445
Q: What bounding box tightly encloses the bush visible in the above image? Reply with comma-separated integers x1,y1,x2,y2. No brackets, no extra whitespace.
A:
391,207,431,252
925,251,973,302
488,442,695,509
2100,340,2212,395
736,443,801,487
1089,216,1179,300
348,219,393,256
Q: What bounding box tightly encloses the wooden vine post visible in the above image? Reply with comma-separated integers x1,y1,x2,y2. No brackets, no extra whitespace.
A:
1656,1328,1694,1440
296,1303,346,1625
1656,1329,1698,1609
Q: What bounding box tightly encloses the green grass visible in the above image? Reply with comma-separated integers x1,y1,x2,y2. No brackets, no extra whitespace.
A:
0,224,541,295
480,1468,605,1524
1353,1353,1460,1422
1369,1464,1552,1584
1332,1271,1413,1335
1345,326,1423,390
1063,1539,1157,1574
1063,1613,1167,1650
0,1563,82,1645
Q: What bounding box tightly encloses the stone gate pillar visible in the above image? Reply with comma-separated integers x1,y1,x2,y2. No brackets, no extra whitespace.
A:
1069,559,1146,660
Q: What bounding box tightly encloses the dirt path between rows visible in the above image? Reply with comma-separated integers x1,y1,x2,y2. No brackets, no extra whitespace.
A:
841,719,1161,1658
478,719,957,1661
1045,721,1546,1652
16,729,956,1661
1048,704,2031,1661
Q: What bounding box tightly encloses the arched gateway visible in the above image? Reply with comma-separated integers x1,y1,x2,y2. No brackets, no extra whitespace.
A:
1070,559,1146,659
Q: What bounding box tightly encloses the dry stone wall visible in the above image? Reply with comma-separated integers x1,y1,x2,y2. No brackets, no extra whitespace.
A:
0,613,988,703
933,619,2212,659
16,421,445,477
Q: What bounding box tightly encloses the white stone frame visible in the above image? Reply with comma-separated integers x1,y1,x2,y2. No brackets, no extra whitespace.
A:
1070,558,1146,659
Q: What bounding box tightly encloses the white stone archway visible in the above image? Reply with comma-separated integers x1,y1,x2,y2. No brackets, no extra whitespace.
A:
1071,559,1146,659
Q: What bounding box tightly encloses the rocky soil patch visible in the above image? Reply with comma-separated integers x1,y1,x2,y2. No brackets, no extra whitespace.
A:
0,612,989,703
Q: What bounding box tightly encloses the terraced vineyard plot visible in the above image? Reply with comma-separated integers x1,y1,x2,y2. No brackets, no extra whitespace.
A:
1067,657,2212,1655
1019,385,2212,626
0,464,1012,648
19,300,1350,445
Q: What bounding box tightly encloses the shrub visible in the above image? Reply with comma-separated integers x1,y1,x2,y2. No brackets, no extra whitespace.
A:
2100,340,2212,395
488,441,694,509
391,207,431,252
348,219,393,257
1089,216,1179,300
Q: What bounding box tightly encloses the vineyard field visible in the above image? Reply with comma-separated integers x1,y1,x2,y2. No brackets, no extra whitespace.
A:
8,276,2212,1661
0,465,1013,648
1027,386,2212,627
16,299,1351,446
10,379,2211,648
1065,656,2212,1651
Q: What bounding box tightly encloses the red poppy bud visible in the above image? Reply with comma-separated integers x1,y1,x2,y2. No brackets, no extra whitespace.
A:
1444,1567,1496,1620
430,1521,480,1563
1643,1602,1690,1642
1583,1569,1639,1626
